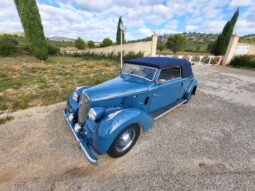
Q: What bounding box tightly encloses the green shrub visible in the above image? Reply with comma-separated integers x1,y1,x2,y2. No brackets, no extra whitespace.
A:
75,37,85,49
123,51,144,60
229,55,255,68
100,38,113,47
47,44,59,55
0,38,18,56
87,40,95,48
72,51,144,61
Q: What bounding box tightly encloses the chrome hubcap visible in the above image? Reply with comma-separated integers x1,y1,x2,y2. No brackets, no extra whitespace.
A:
116,129,136,152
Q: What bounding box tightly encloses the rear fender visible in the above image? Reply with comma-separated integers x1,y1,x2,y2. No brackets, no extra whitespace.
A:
92,108,154,154
185,79,197,99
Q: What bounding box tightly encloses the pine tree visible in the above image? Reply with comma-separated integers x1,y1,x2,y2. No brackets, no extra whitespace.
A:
212,9,239,55
14,0,48,60
116,17,125,45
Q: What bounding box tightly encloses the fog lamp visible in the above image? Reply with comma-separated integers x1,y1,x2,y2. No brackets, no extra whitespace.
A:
68,113,74,121
74,123,82,133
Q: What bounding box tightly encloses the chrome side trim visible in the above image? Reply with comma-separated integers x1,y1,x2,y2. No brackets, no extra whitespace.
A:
154,100,186,120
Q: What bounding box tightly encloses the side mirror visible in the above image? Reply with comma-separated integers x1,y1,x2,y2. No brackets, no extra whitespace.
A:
158,79,166,84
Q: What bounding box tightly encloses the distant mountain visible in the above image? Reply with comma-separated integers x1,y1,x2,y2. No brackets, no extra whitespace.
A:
48,36,75,41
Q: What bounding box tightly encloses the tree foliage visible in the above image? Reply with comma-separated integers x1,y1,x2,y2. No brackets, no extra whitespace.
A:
75,37,85,49
101,38,113,47
212,9,239,55
116,17,125,45
47,43,59,55
0,38,18,56
166,34,187,54
14,0,48,60
157,42,165,52
87,40,95,48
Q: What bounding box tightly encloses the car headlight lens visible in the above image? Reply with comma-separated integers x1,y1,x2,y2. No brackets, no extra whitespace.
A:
72,92,79,102
88,107,105,121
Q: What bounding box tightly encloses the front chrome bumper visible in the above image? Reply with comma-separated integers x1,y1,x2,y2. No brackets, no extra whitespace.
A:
64,109,98,164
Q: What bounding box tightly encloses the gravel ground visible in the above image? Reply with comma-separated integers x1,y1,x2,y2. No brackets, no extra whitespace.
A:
0,65,255,191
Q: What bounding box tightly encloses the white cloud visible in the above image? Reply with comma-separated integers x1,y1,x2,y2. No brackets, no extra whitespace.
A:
0,0,254,42
185,25,198,32
230,0,252,7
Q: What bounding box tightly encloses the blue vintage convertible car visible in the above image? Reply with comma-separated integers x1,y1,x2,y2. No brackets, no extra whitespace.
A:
64,57,197,164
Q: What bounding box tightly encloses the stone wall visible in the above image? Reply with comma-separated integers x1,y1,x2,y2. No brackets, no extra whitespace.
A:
60,35,158,57
223,35,255,65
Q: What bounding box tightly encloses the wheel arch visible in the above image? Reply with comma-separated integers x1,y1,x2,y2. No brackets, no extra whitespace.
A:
185,79,197,99
92,108,154,154
192,85,197,95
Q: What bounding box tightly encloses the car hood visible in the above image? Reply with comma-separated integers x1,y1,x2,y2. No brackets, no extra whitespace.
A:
84,76,149,102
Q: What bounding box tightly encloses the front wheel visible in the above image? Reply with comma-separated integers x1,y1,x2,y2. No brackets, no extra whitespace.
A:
108,125,140,158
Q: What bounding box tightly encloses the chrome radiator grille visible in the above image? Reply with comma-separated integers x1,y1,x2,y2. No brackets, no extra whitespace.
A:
78,93,90,124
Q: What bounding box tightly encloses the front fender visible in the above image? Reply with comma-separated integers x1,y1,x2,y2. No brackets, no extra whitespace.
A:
92,108,154,154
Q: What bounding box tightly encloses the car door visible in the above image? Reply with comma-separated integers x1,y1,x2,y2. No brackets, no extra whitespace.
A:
149,66,183,113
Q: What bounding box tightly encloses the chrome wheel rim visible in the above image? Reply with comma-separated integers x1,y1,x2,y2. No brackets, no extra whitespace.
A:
116,129,136,152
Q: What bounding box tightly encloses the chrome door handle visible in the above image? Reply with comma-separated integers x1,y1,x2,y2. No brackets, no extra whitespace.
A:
153,93,159,96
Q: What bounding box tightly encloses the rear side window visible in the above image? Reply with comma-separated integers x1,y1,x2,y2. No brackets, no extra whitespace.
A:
158,67,181,81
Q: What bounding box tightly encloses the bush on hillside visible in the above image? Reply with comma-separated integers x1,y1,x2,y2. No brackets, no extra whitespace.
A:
0,38,18,56
100,38,113,47
47,44,59,55
75,37,85,49
229,55,255,68
87,40,95,48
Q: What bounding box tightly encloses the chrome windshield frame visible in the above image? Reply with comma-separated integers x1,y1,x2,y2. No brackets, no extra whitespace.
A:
121,63,158,82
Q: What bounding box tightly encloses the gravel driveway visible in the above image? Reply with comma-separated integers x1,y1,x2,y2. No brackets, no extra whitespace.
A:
1,65,255,191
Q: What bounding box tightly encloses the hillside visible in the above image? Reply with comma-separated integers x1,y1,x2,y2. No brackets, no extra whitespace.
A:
239,34,255,44
158,32,218,53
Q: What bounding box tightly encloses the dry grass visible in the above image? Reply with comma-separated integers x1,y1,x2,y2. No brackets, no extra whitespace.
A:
0,116,13,125
0,56,119,112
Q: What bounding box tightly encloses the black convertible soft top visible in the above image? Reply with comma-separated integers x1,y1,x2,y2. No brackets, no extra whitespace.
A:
125,57,193,78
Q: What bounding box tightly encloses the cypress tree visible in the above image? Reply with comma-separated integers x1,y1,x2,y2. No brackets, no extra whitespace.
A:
212,9,239,55
14,0,48,60
116,17,125,45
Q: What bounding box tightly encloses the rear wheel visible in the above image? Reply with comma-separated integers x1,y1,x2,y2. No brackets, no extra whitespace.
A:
108,125,140,158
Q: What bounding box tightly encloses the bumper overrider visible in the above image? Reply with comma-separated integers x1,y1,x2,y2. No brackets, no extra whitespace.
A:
63,108,98,164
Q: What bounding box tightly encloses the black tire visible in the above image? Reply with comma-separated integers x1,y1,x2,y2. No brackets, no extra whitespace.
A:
108,124,140,158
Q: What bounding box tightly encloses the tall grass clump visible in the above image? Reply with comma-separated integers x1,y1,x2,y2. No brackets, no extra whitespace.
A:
229,55,255,68
72,51,144,61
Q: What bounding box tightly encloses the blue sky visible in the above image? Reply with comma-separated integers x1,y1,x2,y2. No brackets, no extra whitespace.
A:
0,0,254,41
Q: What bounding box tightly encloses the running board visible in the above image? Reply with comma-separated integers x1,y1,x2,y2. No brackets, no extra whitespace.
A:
153,99,187,120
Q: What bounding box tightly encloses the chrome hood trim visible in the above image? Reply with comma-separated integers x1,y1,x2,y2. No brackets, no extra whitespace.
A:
83,77,149,102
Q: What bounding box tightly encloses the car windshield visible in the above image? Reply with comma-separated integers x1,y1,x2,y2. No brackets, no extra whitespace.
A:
122,63,157,81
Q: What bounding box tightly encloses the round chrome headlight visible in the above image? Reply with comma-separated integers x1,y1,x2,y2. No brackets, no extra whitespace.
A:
88,107,105,121
72,92,79,102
